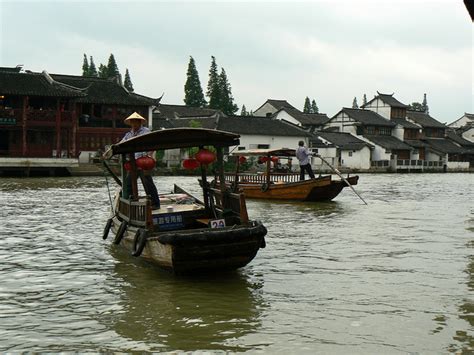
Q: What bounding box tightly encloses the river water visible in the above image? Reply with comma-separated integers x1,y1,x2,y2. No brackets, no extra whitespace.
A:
0,173,472,353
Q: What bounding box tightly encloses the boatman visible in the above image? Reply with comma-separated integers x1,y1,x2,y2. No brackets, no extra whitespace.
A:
296,140,315,181
121,112,161,209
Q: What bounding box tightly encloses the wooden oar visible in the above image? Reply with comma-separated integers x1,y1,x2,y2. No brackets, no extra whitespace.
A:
315,154,368,205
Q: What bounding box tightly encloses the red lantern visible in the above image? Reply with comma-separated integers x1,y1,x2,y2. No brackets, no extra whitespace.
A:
124,161,131,171
258,156,269,164
136,156,156,170
195,149,216,165
239,156,247,164
271,156,279,163
182,158,200,170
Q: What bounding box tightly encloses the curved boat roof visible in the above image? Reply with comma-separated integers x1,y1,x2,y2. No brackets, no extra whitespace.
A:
231,148,296,157
107,128,240,157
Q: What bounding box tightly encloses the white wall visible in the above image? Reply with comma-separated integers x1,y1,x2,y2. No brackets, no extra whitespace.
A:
234,134,307,151
324,112,358,134
364,98,391,119
425,151,443,161
253,103,277,117
392,125,404,140
273,110,301,126
340,146,371,170
447,161,470,170
462,127,474,142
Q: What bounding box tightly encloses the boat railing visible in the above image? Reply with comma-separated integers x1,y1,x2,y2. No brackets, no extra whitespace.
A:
209,188,249,225
117,197,150,228
225,172,301,184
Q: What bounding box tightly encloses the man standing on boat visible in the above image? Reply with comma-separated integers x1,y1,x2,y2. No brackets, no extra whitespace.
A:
121,112,161,209
296,140,315,180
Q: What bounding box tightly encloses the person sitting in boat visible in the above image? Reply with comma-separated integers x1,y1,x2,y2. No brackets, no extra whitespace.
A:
121,112,161,209
296,140,315,180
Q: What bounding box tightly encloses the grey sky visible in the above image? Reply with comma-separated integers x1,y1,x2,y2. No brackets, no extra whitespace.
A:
0,0,472,123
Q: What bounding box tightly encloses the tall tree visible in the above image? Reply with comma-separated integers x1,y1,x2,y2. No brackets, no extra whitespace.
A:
124,69,134,92
408,102,424,111
422,93,429,114
82,54,89,76
89,56,98,77
352,97,359,109
362,94,367,106
207,56,221,109
184,56,206,107
311,99,319,114
303,97,311,113
218,68,238,115
106,54,120,79
241,105,248,116
98,64,108,78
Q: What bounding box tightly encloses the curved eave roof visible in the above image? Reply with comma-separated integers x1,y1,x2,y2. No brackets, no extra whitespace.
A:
0,72,85,98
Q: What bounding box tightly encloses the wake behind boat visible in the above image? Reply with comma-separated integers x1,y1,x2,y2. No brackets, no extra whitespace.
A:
102,128,267,274
224,148,359,202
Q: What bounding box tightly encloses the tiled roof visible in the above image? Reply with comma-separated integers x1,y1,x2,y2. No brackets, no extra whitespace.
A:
155,115,312,137
340,108,396,127
363,135,412,150
266,99,297,110
277,107,329,126
50,74,159,105
0,70,86,98
404,139,428,148
316,131,372,150
406,111,446,128
445,130,474,148
391,118,420,129
153,104,223,119
463,113,474,121
423,138,465,154
370,93,408,108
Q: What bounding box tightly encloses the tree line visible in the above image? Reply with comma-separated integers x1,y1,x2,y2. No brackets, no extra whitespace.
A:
81,53,134,92
80,54,430,116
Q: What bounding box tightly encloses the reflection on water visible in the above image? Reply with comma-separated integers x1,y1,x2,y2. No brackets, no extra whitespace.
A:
0,174,473,352
105,247,266,352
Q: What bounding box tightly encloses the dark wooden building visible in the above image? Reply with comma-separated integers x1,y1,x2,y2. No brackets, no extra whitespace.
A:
0,67,159,166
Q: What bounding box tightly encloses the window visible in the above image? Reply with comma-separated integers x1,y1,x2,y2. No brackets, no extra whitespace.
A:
349,151,353,157
238,146,246,150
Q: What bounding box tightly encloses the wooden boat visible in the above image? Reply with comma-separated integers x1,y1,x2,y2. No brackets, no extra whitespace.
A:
102,128,267,274
224,148,359,202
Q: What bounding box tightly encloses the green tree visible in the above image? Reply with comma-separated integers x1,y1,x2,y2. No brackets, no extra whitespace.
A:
82,54,89,76
89,56,98,77
98,64,108,78
124,68,134,92
352,97,359,109
218,68,238,115
184,56,206,107
106,54,120,79
303,97,311,113
408,102,424,111
311,99,319,114
362,94,367,106
241,105,248,116
207,56,221,110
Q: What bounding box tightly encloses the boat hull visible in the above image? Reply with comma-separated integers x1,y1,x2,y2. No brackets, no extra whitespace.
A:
111,217,267,273
230,175,359,202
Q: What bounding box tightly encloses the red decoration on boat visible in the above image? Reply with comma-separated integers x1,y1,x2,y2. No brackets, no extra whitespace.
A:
195,149,216,165
271,156,279,163
124,161,132,171
182,158,200,170
239,156,247,164
136,156,156,170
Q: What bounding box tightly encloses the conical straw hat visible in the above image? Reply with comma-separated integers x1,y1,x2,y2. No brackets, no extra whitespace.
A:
124,112,147,125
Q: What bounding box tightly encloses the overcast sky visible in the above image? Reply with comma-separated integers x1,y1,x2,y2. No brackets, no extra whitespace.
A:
0,0,472,123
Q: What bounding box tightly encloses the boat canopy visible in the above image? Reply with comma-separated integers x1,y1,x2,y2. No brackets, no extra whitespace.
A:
105,128,240,158
231,148,296,157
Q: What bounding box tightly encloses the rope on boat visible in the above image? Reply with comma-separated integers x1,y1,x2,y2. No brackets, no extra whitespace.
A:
103,168,114,213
